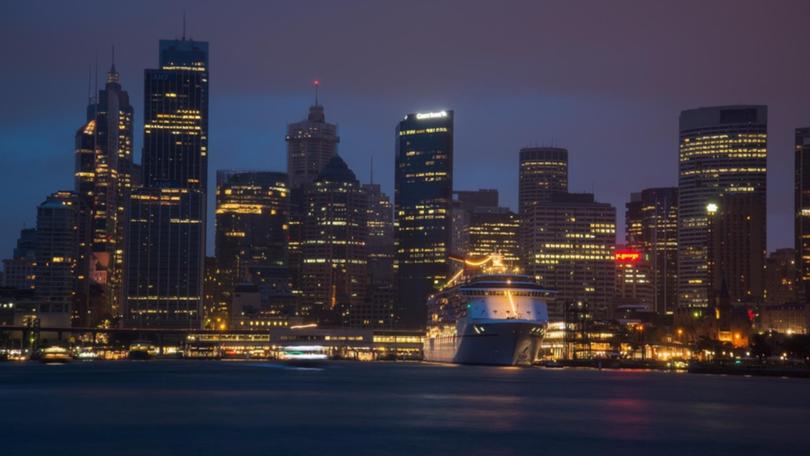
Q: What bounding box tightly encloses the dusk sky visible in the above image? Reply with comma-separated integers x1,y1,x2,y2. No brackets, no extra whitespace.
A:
1,0,809,257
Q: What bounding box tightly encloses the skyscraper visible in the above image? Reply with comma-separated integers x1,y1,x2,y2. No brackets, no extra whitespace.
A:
301,156,367,325
33,191,91,327
286,97,340,190
518,147,568,272
395,110,453,328
707,193,766,305
285,99,340,295
73,62,134,323
518,147,568,213
125,37,208,328
361,182,395,328
678,106,767,311
626,187,679,315
215,171,289,283
522,192,616,320
795,127,810,305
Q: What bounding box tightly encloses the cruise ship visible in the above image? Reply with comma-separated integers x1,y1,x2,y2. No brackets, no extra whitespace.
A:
424,257,551,366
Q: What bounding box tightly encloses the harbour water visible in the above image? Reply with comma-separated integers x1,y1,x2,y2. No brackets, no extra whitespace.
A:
1,361,809,455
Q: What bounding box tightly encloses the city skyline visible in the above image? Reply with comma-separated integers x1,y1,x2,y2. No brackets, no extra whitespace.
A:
2,0,810,259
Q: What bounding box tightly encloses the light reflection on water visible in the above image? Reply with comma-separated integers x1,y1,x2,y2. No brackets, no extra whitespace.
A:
0,361,808,455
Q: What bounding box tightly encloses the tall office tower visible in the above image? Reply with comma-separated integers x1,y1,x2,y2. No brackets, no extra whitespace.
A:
2,229,38,291
626,187,679,315
678,106,767,311
765,249,796,306
707,193,766,305
795,127,810,304
126,188,204,328
301,156,368,325
286,99,340,190
395,110,453,329
34,192,91,327
522,192,616,320
518,147,568,213
285,100,340,295
518,147,568,271
466,207,521,266
360,183,396,327
125,38,209,328
73,61,135,322
215,171,289,283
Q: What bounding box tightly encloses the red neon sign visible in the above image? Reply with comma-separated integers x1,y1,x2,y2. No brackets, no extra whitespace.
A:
615,249,641,264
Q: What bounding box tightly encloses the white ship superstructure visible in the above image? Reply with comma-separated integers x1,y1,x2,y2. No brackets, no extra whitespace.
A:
424,256,551,366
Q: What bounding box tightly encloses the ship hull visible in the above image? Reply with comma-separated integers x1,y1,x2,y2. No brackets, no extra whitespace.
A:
424,321,544,366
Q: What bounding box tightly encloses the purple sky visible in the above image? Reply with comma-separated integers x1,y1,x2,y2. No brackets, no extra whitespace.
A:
1,0,809,257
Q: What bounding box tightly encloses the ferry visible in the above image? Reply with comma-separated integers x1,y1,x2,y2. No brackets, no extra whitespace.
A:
279,345,328,367
424,255,551,366
40,346,73,364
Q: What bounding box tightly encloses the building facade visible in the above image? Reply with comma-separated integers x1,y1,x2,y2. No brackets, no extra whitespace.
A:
301,156,368,325
795,127,810,305
125,38,209,328
34,192,91,327
286,102,340,296
466,207,521,266
518,147,568,271
522,192,616,321
359,183,396,328
707,193,766,305
215,171,289,283
678,106,767,310
626,187,679,315
395,110,453,329
765,248,797,307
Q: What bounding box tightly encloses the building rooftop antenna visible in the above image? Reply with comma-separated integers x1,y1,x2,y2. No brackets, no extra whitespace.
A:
370,154,374,185
182,10,187,40
313,79,320,106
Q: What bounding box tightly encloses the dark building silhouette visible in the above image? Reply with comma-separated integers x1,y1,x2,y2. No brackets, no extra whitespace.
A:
301,155,368,325
765,248,797,307
707,193,766,306
2,228,38,291
395,110,453,329
522,192,615,321
125,37,209,328
203,256,232,330
795,127,810,305
359,183,395,328
215,171,289,282
625,187,679,315
678,106,767,311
